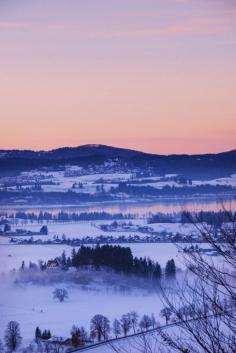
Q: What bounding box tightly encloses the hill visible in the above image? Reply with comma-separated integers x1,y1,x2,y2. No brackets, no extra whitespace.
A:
0,144,236,179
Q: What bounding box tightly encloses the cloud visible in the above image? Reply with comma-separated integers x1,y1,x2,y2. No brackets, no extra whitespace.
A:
0,15,233,40
230,8,236,17
110,17,232,39
0,21,30,29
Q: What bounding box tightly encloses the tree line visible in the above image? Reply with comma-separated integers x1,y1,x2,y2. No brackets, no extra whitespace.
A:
181,209,236,226
2,210,135,222
62,245,176,280
110,183,235,196
1,310,160,352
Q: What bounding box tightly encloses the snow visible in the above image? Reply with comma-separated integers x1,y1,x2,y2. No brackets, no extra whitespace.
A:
7,219,153,241
0,236,224,347
0,241,184,273
126,243,184,268
149,222,198,236
0,237,182,344
0,274,163,345
1,165,235,350
0,244,69,273
3,165,236,197
18,170,132,194
193,174,236,187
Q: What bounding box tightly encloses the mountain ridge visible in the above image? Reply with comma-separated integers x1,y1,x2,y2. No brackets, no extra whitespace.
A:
0,144,236,179
0,144,235,159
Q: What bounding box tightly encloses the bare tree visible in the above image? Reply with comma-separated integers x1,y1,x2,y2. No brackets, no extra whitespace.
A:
158,208,236,353
4,321,22,352
128,311,139,333
120,314,132,336
159,307,172,325
46,341,65,353
139,315,153,331
90,314,110,342
53,288,68,302
150,314,158,329
109,208,236,353
112,319,122,338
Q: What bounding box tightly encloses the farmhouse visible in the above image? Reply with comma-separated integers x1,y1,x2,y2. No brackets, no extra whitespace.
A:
46,259,60,270
48,336,71,345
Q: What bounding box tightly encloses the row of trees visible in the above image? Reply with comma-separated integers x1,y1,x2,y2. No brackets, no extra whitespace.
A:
34,311,159,348
4,294,235,352
181,209,236,226
3,211,135,222
89,312,158,343
1,311,159,352
148,210,236,226
3,209,235,226
35,327,51,342
63,245,176,280
6,299,211,352
1,223,48,235
111,183,235,196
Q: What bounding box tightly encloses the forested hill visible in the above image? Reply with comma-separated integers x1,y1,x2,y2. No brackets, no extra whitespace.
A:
0,144,236,179
0,144,144,159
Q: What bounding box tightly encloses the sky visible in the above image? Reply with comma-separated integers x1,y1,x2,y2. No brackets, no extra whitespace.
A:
0,0,236,154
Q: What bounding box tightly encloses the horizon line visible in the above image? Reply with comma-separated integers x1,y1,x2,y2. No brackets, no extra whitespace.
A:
0,143,235,157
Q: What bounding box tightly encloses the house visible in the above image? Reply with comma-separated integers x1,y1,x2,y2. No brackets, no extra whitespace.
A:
46,259,60,270
47,336,71,345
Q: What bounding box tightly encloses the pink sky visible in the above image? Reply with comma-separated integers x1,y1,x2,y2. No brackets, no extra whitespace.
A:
0,0,236,154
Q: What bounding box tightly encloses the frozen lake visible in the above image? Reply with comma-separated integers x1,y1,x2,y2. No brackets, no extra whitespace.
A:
1,197,235,216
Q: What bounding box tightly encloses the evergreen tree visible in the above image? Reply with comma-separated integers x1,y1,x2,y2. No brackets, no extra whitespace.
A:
20,261,25,271
165,259,176,278
153,262,162,280
41,330,51,340
61,251,67,267
4,223,11,233
35,327,42,343
40,225,48,235
71,325,81,347
71,248,76,266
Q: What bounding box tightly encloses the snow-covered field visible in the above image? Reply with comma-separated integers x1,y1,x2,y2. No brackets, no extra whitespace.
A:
0,197,232,348
0,231,225,347
0,240,176,344
2,166,236,196
6,219,198,241
193,173,236,187
0,243,69,272
9,219,149,240
0,280,163,346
